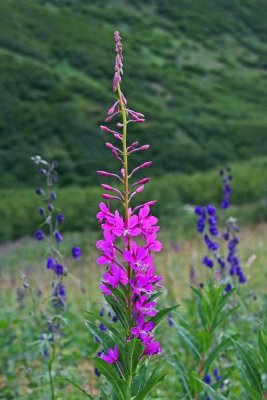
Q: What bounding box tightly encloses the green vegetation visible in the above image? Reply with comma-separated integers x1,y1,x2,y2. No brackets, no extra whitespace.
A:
1,223,267,398
1,156,266,243
1,0,267,187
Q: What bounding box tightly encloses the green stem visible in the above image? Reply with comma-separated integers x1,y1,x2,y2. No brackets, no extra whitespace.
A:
117,83,129,223
117,84,133,338
48,344,56,400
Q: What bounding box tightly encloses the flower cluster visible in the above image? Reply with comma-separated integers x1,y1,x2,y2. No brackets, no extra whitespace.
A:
195,168,246,286
205,369,224,400
96,31,163,362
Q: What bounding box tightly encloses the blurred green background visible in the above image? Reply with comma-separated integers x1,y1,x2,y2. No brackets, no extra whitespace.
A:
1,0,267,242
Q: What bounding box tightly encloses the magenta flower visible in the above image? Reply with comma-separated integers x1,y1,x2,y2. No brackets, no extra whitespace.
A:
101,345,119,364
123,242,153,271
131,315,154,344
143,341,162,356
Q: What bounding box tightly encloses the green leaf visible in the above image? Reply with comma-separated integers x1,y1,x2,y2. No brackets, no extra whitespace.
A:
204,335,238,374
195,379,228,400
105,295,129,332
93,357,130,400
239,379,263,400
59,376,93,399
258,330,267,371
84,320,115,351
133,368,166,400
132,365,147,397
122,339,143,379
189,370,202,396
99,388,112,400
84,311,125,346
173,321,201,361
148,291,163,302
234,341,264,396
150,305,179,328
171,355,193,399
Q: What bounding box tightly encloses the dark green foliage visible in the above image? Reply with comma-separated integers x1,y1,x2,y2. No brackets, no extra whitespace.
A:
0,157,266,243
1,0,267,187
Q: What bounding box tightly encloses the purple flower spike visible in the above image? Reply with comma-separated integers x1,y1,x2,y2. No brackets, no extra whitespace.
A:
72,246,82,260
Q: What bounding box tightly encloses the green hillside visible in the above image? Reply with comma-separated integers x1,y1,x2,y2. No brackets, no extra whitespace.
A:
1,0,267,187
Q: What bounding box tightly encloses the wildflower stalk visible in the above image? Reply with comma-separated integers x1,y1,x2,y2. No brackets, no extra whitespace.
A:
118,83,129,222
31,155,82,398
118,82,133,334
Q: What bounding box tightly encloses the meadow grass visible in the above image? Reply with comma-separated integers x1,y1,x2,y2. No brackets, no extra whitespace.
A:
1,222,266,398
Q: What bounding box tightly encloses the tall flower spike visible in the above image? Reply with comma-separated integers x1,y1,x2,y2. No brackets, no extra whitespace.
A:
194,168,246,286
95,33,174,381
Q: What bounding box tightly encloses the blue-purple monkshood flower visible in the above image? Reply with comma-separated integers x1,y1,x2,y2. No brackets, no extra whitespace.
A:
204,234,219,251
225,283,232,292
35,188,44,196
57,213,64,224
204,369,224,399
35,229,45,241
52,282,66,309
112,314,118,323
46,258,64,276
72,246,82,260
204,374,212,384
202,256,214,269
47,257,54,269
50,192,57,201
54,231,63,242
99,323,107,332
168,314,174,327
38,207,46,217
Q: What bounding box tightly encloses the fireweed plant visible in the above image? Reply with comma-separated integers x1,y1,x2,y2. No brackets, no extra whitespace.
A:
31,155,82,400
195,167,246,290
84,32,176,399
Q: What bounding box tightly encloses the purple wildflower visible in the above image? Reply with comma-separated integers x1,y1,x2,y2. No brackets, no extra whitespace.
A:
35,229,45,241
54,231,63,242
72,246,82,260
101,345,119,364
57,213,64,224
204,374,212,384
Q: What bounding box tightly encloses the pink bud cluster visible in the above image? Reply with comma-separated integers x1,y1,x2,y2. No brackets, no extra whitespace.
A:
113,31,123,92
96,31,163,360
